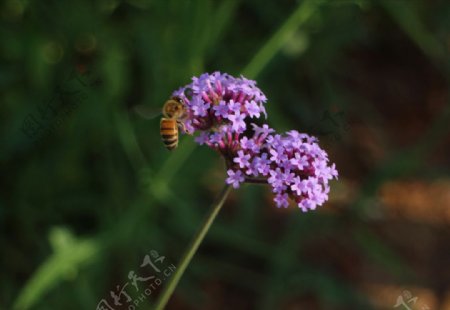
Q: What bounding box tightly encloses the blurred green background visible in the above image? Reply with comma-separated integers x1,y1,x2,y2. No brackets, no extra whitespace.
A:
2,0,449,309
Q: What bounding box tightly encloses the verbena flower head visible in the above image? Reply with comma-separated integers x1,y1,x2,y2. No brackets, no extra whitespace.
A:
170,72,338,211
172,72,267,153
225,127,338,211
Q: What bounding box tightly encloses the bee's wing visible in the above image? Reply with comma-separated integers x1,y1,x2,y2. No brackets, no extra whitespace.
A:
133,104,162,119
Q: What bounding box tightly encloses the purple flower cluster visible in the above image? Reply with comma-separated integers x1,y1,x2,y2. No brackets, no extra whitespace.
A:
226,127,338,211
172,72,267,154
172,72,338,211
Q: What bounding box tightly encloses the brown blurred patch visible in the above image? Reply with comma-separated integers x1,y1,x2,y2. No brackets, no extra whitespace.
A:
378,179,450,225
363,284,438,310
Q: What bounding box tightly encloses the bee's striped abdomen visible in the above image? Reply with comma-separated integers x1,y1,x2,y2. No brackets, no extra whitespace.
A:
160,118,178,150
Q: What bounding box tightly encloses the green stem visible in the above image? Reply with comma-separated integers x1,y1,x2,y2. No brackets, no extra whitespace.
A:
153,184,232,310
241,0,320,79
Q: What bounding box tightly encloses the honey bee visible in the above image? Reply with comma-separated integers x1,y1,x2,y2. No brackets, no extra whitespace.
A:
160,96,187,150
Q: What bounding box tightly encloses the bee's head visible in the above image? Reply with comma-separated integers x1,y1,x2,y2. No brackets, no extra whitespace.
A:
163,96,187,119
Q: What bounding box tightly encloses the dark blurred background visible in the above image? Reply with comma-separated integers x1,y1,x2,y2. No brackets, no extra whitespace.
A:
1,0,449,309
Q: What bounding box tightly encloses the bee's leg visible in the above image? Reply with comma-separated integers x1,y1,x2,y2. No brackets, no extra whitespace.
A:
177,121,186,133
